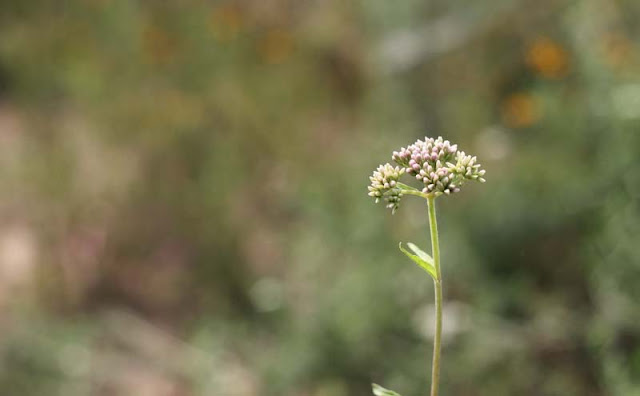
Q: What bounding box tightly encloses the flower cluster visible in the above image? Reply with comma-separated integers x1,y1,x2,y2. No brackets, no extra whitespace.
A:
368,136,486,212
367,164,404,214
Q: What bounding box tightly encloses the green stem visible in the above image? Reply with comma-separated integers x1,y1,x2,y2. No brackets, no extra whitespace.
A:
392,189,430,199
427,196,442,396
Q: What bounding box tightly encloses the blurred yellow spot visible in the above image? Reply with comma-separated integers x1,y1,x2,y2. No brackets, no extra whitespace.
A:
210,4,244,42
258,29,294,64
601,32,635,71
143,26,176,65
501,92,540,128
526,37,569,79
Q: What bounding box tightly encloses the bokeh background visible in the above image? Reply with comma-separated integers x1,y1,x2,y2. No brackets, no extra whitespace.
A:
1,0,639,395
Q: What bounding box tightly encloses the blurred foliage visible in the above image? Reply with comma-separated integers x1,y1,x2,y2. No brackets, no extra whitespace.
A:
0,0,639,395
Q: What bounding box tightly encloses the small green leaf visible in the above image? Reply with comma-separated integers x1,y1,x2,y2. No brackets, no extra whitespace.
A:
372,383,402,396
406,242,434,267
399,242,437,280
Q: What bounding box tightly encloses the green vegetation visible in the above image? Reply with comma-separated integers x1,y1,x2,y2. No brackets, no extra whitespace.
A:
0,1,639,395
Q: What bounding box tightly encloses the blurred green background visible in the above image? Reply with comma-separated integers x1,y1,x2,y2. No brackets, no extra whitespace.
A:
0,0,639,395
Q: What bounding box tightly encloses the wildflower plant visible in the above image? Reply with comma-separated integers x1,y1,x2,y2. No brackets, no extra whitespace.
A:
368,136,485,396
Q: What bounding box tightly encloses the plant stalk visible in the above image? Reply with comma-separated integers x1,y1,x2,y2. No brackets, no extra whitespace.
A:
427,196,442,396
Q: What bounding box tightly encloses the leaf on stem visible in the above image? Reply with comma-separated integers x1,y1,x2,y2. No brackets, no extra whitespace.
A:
399,242,436,280
406,242,434,266
372,383,402,396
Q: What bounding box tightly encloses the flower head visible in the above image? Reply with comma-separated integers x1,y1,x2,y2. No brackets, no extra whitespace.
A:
368,164,404,214
369,136,486,212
